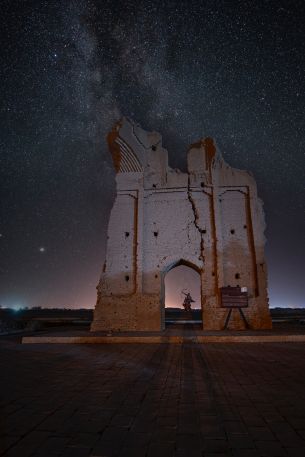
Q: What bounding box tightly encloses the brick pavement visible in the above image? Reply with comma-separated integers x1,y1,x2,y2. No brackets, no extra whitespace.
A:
1,337,305,456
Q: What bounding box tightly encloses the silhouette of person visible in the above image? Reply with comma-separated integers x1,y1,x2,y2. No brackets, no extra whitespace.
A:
182,291,195,311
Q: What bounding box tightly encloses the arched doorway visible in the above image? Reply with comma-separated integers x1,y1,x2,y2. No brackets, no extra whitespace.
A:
162,260,202,329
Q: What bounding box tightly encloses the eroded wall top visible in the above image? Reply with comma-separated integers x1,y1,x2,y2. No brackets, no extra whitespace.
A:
107,117,257,192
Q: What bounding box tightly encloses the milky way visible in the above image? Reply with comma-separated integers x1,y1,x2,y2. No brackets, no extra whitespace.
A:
0,0,304,309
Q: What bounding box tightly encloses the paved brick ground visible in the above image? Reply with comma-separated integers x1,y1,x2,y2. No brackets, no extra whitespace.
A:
1,337,305,457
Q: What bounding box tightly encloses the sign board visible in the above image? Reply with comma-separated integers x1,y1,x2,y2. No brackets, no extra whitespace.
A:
220,286,248,308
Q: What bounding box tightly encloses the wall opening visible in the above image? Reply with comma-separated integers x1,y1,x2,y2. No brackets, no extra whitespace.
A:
163,262,202,328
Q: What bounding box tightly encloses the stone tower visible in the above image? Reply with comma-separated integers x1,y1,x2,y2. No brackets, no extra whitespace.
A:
91,118,272,331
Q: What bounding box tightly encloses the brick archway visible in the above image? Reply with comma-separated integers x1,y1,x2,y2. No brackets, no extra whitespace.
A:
161,260,202,329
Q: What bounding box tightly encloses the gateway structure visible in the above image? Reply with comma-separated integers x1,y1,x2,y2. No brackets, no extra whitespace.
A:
91,118,272,331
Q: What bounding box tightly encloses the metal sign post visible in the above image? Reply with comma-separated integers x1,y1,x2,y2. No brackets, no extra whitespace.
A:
220,286,249,330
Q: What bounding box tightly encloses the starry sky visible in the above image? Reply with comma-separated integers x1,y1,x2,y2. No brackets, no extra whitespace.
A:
1,0,304,310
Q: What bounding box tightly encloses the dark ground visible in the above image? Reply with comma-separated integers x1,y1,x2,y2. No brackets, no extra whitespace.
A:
1,308,305,335
1,332,305,457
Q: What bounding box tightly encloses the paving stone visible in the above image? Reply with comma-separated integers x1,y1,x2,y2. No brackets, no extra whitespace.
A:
284,447,305,457
200,424,226,439
157,416,178,427
202,438,230,453
118,451,146,457
110,415,134,428
297,429,305,440
224,421,249,435
147,442,175,457
151,426,176,443
177,422,201,435
199,415,220,426
262,413,285,424
1,431,50,457
0,435,21,454
91,437,122,456
248,426,276,441
2,339,305,457
255,440,288,456
33,435,67,454
267,423,305,447
60,447,91,457
277,433,305,448
286,417,305,430
122,431,152,449
100,426,128,443
232,450,261,457
229,435,256,449
67,432,100,448
205,454,233,457
132,419,156,433
174,450,203,457
176,433,203,450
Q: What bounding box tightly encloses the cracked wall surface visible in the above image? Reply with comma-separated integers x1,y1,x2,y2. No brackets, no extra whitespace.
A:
91,118,272,331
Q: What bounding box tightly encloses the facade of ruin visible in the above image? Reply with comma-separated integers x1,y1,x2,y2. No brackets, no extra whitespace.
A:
91,118,272,331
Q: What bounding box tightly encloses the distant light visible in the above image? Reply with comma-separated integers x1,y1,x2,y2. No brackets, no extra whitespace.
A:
12,305,23,312
39,247,45,253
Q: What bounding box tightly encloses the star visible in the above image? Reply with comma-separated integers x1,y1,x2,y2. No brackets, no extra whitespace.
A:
0,0,304,310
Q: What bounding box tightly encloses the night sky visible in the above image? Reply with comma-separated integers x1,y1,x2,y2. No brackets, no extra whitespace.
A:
1,0,304,310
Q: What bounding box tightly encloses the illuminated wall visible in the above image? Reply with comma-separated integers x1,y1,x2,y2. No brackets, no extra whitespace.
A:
91,118,272,331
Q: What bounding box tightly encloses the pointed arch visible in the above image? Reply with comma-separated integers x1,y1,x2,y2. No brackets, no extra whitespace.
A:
163,258,202,275
160,258,203,329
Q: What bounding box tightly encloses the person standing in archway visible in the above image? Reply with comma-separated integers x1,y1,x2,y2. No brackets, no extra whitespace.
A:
182,291,195,311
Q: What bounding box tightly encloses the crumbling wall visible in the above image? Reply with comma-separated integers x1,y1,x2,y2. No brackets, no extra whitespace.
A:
91,117,272,332
220,189,257,294
101,193,138,295
142,189,202,295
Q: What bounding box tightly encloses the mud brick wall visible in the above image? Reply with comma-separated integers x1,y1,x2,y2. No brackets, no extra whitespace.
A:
91,118,272,331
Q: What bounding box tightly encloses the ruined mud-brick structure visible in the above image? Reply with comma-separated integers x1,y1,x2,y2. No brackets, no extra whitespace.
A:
91,118,272,331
